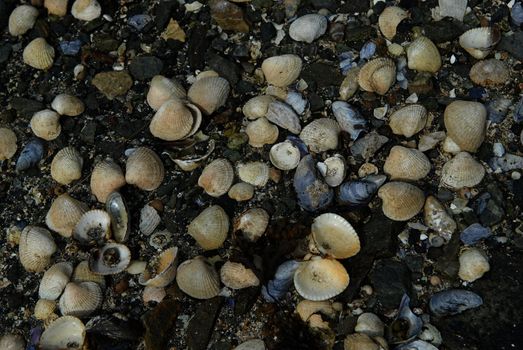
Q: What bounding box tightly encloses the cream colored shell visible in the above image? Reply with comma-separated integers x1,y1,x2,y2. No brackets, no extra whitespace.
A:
23,38,55,70
73,209,111,244
0,128,17,160
261,54,302,87
407,36,441,73
39,316,86,350
176,256,221,299
220,261,260,289
89,243,131,275
311,213,360,259
142,286,166,304
343,333,382,350
187,205,229,250
440,152,485,189
296,300,337,322
389,104,427,138
355,313,385,337
289,14,328,43
139,246,179,287
469,59,510,87
459,27,501,59
19,226,57,273
378,182,425,221
90,158,126,202
269,141,301,171
237,161,270,187
147,75,186,111
58,281,103,317
245,117,279,148
44,0,69,17
299,118,340,153
378,6,408,40
358,58,396,95
294,257,349,301
187,76,230,115
125,147,165,191
51,94,85,116
71,0,102,21
72,260,106,288
458,248,490,282
39,262,73,300
51,147,83,185
149,99,201,141
383,146,431,181
234,208,269,242
30,109,61,141
8,5,39,36
198,158,234,197
444,100,486,153
0,334,25,350
243,95,275,120
228,182,254,201
139,204,161,236
317,154,346,187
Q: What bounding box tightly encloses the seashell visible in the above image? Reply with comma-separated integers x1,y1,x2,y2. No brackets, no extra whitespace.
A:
30,109,61,141
187,76,230,115
0,334,25,350
419,324,442,346
440,152,485,189
378,6,408,40
59,281,103,317
407,36,441,73
389,104,427,138
39,262,74,300
265,101,302,134
220,261,260,289
296,300,337,322
44,0,69,17
383,146,431,181
429,289,483,316
149,230,173,250
51,94,85,116
125,147,165,191
285,91,308,115
317,154,347,187
105,192,129,243
460,223,491,245
169,138,216,172
261,54,302,87
423,196,456,241
294,154,334,211
39,316,86,350
234,207,269,242
388,294,423,344
23,38,55,70
139,204,161,236
198,158,234,196
147,75,186,111
289,13,327,43
269,141,301,171
242,95,275,120
355,313,384,337
378,182,425,221
262,260,301,302
127,260,147,275
338,175,387,206
358,58,396,95
237,161,270,187
458,248,490,282
73,261,105,287
388,43,405,57
459,27,501,59
139,247,178,287
339,67,360,100
418,131,446,152
71,0,102,21
19,226,57,273
245,117,279,148
332,101,366,140
294,257,349,301
35,299,57,321
486,97,512,123
344,333,383,350
469,59,509,87
88,243,131,275
176,256,221,299
187,205,229,250
50,147,83,185
395,340,438,350
143,286,166,304
73,210,111,244
228,182,254,201
90,158,126,203
438,0,467,21
0,127,18,160
234,339,266,350
46,194,88,238
8,5,39,36
150,99,202,141
299,118,340,153
311,213,360,259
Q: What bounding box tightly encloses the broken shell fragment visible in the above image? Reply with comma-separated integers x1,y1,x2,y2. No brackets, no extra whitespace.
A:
317,154,347,187
23,38,55,70
220,261,260,289
150,99,202,141
265,100,302,134
294,154,334,211
187,76,230,115
30,109,61,141
245,117,279,148
139,247,178,287
383,146,431,181
51,94,85,116
234,207,269,242
188,205,229,250
289,13,327,43
73,210,111,244
59,281,103,317
378,182,425,221
270,141,301,171
90,158,126,203
198,158,234,196
39,262,74,301
8,5,39,36
71,0,102,21
176,256,221,299
469,59,510,87
242,95,275,120
228,182,255,201
332,101,367,141
407,36,441,73
105,192,130,243
440,152,485,189
458,248,490,282
142,286,166,304
0,127,17,160
139,204,161,236
358,57,396,95
19,226,57,273
261,54,302,87
296,300,337,322
459,27,501,59
89,243,131,275
125,147,165,191
237,161,270,187
46,194,89,238
378,6,408,40
39,316,86,350
50,147,83,185
299,118,340,153
423,196,456,241
294,257,349,301
389,104,427,138
311,213,360,259
339,67,360,100
147,75,186,111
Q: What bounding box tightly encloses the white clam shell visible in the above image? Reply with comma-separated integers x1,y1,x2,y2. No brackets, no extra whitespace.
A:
294,257,349,301
39,262,74,300
0,127,17,160
46,193,88,238
8,5,39,36
220,261,260,289
51,94,85,116
23,38,55,70
50,147,83,185
187,205,229,250
289,14,328,43
147,75,186,111
299,118,340,153
30,109,61,141
269,141,301,171
73,209,111,244
39,316,86,350
58,281,103,317
311,213,360,259
139,246,179,287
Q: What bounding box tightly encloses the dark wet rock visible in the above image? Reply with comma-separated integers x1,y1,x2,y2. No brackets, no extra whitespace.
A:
80,121,97,144
498,31,523,60
143,298,178,350
188,25,211,70
186,298,223,350
429,289,483,316
409,72,433,95
86,315,143,342
308,92,324,112
129,56,164,81
311,0,338,11
260,22,276,42
473,191,505,226
345,25,373,43
434,233,460,278
369,259,412,309
128,14,153,32
0,109,16,123
0,43,12,64
234,287,259,315
154,1,179,30
59,40,82,56
460,223,492,245
0,0,12,30
235,80,256,94
232,44,249,58
207,53,240,85
293,155,334,212
92,71,133,99
350,131,389,159
10,98,44,120
210,0,250,33
302,62,343,88
339,0,369,13
91,33,120,52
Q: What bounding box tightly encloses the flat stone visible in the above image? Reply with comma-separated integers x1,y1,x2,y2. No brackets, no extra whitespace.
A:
302,62,344,88
129,56,163,81
210,0,250,33
9,98,44,120
186,297,223,350
80,121,97,144
92,71,133,100
370,259,412,309
143,298,178,350
350,131,389,159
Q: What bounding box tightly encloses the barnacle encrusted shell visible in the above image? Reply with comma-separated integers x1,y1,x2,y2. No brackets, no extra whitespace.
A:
242,95,275,120
39,316,86,350
469,59,510,87
220,261,260,289
150,99,202,141
261,54,302,87
58,281,103,317
234,207,269,242
125,147,165,191
237,161,270,187
389,104,427,138
187,76,230,115
30,109,61,141
19,226,57,272
378,182,425,221
407,36,442,73
0,127,18,160
46,193,89,237
51,147,83,185
423,195,456,240
294,257,350,301
176,256,221,299
458,248,490,282
23,38,55,70
8,5,39,36
73,261,106,287
289,14,328,43
378,6,408,40
228,182,255,201
299,118,341,153
51,94,85,116
139,247,178,287
269,140,301,170
90,158,126,203
311,213,360,259
444,100,486,153
187,205,229,250
39,262,74,300
383,146,431,181
44,0,69,17
73,209,111,244
358,58,396,95
71,0,102,21
147,75,187,111
440,152,485,189
459,27,501,59
245,117,279,148
89,243,131,275
198,158,234,197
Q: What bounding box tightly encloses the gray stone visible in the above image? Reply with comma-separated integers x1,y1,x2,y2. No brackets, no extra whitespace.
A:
129,56,163,81
498,31,523,61
370,259,412,309
10,98,44,120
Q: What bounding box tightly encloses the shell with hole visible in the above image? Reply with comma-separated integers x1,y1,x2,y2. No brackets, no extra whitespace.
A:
289,13,328,43
234,207,269,242
311,213,360,259
228,182,255,201
378,6,408,40
125,147,165,191
51,94,85,116
198,158,234,196
73,210,111,244
139,246,179,287
176,256,221,299
71,0,101,21
358,58,396,95
242,95,275,120
459,27,501,59
265,100,302,134
388,104,427,138
39,316,86,350
39,262,74,301
19,226,57,272
139,204,161,236
269,140,301,171
444,100,486,153
8,5,39,36
407,36,441,73
90,158,126,202
220,261,260,289
294,257,349,301
30,109,61,141
440,152,485,189
44,0,69,17
105,192,130,243
147,75,186,111
378,182,425,221
317,154,347,187
237,161,270,187
245,117,279,148
469,59,510,87
73,260,106,288
0,127,17,160
150,99,202,141
187,76,230,115
187,205,229,250
58,281,103,317
458,247,490,282
299,118,341,153
50,147,83,185
23,38,55,70
88,243,131,275
383,146,431,181
261,54,302,87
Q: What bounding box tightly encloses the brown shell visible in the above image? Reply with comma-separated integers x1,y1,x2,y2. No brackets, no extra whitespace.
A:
46,193,88,238
378,182,425,221
469,59,510,87
407,36,441,73
187,76,230,115
261,54,302,87
383,146,431,181
234,207,269,242
389,104,427,138
149,99,201,141
147,75,186,111
228,182,255,202
444,100,486,152
440,152,485,189
51,147,83,185
0,127,18,160
187,205,229,250
19,226,57,272
125,147,165,191
44,0,69,17
378,6,408,40
23,38,55,70
51,94,85,116
198,158,234,197
176,256,221,299
358,58,396,95
90,158,126,203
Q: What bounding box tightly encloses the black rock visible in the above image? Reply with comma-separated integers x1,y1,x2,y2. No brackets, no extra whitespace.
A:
211,37,228,52
479,199,505,226
260,22,276,42
311,0,338,11
374,1,386,15
339,0,369,13
207,52,241,85
188,25,211,70
369,259,412,309
143,299,178,350
0,43,12,64
10,98,44,120
129,56,164,80
232,44,249,58
80,121,97,144
498,31,523,60
308,92,324,112
235,80,256,94
0,109,16,123
302,62,343,88
186,298,223,350
424,18,466,43
154,0,179,30
434,232,460,278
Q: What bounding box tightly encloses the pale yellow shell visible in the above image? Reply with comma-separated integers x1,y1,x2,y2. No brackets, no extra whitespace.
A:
389,104,427,138
187,76,230,115
72,261,106,288
125,147,165,191
378,182,425,221
269,140,301,170
19,226,57,273
147,75,186,111
176,256,221,299
234,208,269,242
339,67,360,100
245,117,279,148
51,147,83,185
220,261,260,289
30,109,61,141
8,5,39,36
469,59,510,87
187,205,229,250
44,0,69,17
407,36,441,73
139,247,179,287
383,146,431,181
296,300,337,322
355,313,385,337
228,182,255,202
243,95,275,120
72,209,111,244
149,99,201,141
459,27,501,59
90,158,126,202
261,54,302,87
440,152,485,189
237,161,270,187
0,127,17,160
39,316,86,350
198,158,234,197
299,118,340,153
34,299,57,321
23,38,55,70
458,248,490,282
358,58,396,95
59,282,102,317
294,257,349,301
39,262,73,300
51,94,85,116
378,6,408,40
311,213,360,259
444,100,486,152
71,0,102,21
